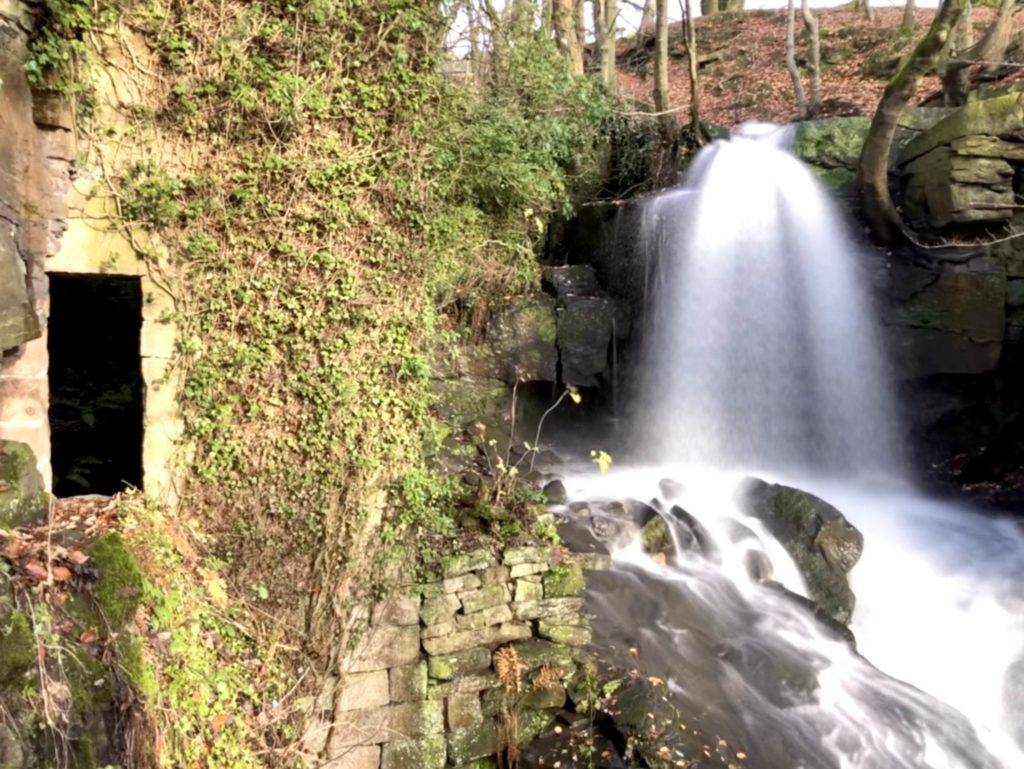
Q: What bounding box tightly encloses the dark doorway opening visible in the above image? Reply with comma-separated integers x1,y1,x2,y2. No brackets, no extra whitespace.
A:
48,274,143,497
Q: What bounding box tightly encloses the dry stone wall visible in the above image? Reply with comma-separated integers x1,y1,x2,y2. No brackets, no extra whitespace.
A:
305,544,598,769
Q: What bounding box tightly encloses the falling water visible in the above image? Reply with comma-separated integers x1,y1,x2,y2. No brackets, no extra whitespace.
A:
554,127,1024,769
634,128,899,474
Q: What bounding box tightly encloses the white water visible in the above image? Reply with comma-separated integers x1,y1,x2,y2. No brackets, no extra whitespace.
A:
557,128,1024,768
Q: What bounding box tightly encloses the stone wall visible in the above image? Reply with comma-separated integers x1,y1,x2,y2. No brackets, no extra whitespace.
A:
304,544,594,769
0,1,74,482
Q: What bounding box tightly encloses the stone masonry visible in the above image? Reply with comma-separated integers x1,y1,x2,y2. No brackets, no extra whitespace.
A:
304,544,595,769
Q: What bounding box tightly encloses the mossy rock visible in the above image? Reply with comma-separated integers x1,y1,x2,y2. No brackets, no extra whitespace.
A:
640,516,672,557
542,561,584,598
82,533,144,631
0,610,35,684
0,441,48,529
793,117,871,171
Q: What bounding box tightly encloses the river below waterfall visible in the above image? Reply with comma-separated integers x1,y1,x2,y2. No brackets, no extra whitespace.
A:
551,463,1024,769
541,126,1024,768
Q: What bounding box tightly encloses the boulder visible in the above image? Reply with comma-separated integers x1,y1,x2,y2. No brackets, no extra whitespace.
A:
541,264,600,298
735,478,863,625
488,295,558,384
556,296,614,387
793,116,871,192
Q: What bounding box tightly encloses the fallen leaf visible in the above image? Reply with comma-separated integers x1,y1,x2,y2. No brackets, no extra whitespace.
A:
51,565,72,582
79,629,98,644
211,714,229,734
24,561,48,580
66,550,89,565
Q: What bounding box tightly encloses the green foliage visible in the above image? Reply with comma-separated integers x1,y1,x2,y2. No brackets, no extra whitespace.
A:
25,0,119,94
87,532,145,630
0,610,35,684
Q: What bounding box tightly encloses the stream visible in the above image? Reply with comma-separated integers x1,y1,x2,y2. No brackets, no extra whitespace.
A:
547,127,1024,768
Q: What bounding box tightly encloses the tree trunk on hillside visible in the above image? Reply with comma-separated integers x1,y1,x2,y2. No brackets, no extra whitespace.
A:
542,0,554,36
555,0,585,73
593,0,605,71
801,0,821,115
702,0,719,16
973,0,1017,75
684,0,708,143
941,1,974,105
510,0,534,33
851,0,875,22
859,0,968,243
786,0,808,118
654,0,676,143
639,0,656,37
574,0,586,62
902,0,917,33
601,0,618,91
722,0,745,11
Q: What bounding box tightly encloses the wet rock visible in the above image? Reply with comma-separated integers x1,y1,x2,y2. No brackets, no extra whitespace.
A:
722,517,759,544
542,479,567,505
557,296,614,387
658,478,685,500
489,295,558,383
736,478,863,625
669,505,718,560
763,581,857,648
744,550,774,582
542,264,600,298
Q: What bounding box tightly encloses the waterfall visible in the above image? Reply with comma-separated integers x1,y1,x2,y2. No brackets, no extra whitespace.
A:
634,129,899,475
553,128,1024,769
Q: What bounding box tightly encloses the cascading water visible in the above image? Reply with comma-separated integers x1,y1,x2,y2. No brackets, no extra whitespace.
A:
553,127,1024,769
634,129,899,474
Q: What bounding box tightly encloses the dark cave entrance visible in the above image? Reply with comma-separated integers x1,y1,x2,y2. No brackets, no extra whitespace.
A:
48,274,144,497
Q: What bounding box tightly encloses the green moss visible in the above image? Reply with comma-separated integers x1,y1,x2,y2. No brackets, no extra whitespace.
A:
0,441,48,528
0,610,35,684
542,562,585,598
87,533,144,630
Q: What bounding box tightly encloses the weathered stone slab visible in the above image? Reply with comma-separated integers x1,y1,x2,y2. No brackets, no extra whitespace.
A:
345,625,421,672
557,295,614,387
505,639,574,672
454,604,513,631
324,744,382,768
511,598,583,622
503,546,548,566
951,134,1024,160
444,548,497,577
428,672,499,699
421,594,461,626
513,579,543,603
542,562,585,597
536,620,591,647
381,733,446,769
373,595,420,626
509,562,548,578
475,565,509,585
422,620,457,639
422,622,531,656
428,647,492,680
446,692,484,730
447,720,501,765
390,662,428,703
900,92,1024,163
458,584,509,614
330,700,444,748
443,574,482,594
335,670,390,712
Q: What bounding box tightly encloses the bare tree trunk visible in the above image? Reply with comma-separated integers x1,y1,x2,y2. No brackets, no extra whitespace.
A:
574,0,586,61
702,0,719,16
469,2,484,82
851,0,876,22
593,0,605,70
654,0,676,143
801,0,821,115
786,0,808,118
554,0,585,73
722,0,745,11
542,0,553,36
859,0,968,243
974,0,1017,74
942,1,973,105
602,0,618,91
902,0,916,33
639,0,656,37
684,0,708,143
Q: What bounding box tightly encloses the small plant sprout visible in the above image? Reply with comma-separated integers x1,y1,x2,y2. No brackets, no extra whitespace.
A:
590,450,613,474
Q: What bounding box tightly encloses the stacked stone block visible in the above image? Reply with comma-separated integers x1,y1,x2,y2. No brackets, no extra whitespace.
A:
307,544,591,769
